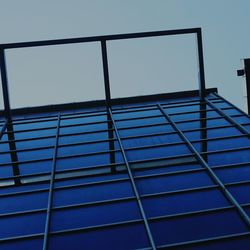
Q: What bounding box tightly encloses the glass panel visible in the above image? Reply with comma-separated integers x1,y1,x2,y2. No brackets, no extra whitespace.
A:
0,212,46,238
53,180,133,206
56,152,123,171
228,183,250,204
214,165,250,184
142,188,229,217
51,200,140,230
49,223,149,250
136,171,213,195
150,209,247,245
207,149,250,166
126,144,190,161
0,191,48,213
0,238,44,250
119,124,174,137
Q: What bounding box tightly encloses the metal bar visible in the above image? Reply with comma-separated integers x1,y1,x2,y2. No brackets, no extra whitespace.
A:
0,118,8,140
43,114,61,250
6,121,21,185
157,103,250,228
1,28,200,49
108,107,157,250
101,40,111,106
205,97,250,137
196,29,206,99
0,49,11,118
244,59,250,114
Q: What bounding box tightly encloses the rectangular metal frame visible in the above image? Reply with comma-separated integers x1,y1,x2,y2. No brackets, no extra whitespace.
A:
0,28,206,118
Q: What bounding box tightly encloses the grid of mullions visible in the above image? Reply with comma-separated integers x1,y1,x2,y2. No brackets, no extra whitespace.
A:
0,92,250,249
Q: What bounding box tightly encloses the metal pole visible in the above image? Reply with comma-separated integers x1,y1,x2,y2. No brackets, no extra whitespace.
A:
101,40,111,106
0,49,11,119
196,29,206,100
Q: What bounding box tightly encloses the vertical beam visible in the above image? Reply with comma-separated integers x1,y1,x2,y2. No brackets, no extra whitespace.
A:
157,103,250,228
6,121,21,185
196,29,206,100
200,102,208,162
101,40,111,107
108,107,157,250
0,49,11,119
43,114,61,250
244,58,250,115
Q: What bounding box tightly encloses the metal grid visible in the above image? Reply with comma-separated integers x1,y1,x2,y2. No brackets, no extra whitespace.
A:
0,92,250,249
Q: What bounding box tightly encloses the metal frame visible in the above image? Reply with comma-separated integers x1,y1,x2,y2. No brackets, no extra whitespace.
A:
1,84,250,248
0,28,206,119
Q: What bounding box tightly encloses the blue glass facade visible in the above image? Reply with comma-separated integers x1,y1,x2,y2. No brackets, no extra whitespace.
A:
0,90,250,249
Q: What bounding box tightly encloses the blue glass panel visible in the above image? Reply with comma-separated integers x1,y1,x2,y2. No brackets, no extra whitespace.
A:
214,165,250,183
136,171,213,195
13,129,56,139
13,120,57,130
171,111,219,122
151,209,247,245
222,108,243,116
55,171,128,187
232,115,250,124
0,142,9,151
0,212,46,238
0,238,43,250
53,180,133,206
212,101,232,109
193,136,250,152
20,160,52,175
61,114,107,126
166,104,211,114
127,144,190,161
113,109,161,120
0,165,13,177
60,123,108,134
57,141,119,157
51,200,140,230
176,118,230,130
116,116,166,128
143,188,229,217
244,125,250,133
56,152,123,171
0,191,48,213
49,223,149,250
133,163,202,177
0,153,11,164
184,127,242,140
119,124,174,137
122,133,182,149
174,235,250,250
0,182,49,195
16,137,55,150
228,184,250,204
59,131,111,144
244,206,250,217
17,148,54,161
208,149,250,166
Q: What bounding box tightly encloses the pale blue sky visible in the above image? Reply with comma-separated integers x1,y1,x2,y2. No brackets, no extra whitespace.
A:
0,0,249,110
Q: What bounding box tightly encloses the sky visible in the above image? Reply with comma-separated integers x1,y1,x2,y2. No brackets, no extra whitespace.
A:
0,0,250,110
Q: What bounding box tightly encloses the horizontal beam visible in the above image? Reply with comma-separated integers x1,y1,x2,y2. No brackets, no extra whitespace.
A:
0,28,200,49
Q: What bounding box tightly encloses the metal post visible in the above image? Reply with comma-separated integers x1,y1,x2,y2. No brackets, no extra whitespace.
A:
101,40,111,106
196,29,206,100
0,49,11,118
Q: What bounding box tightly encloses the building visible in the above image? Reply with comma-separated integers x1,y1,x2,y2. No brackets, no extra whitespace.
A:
0,29,250,250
